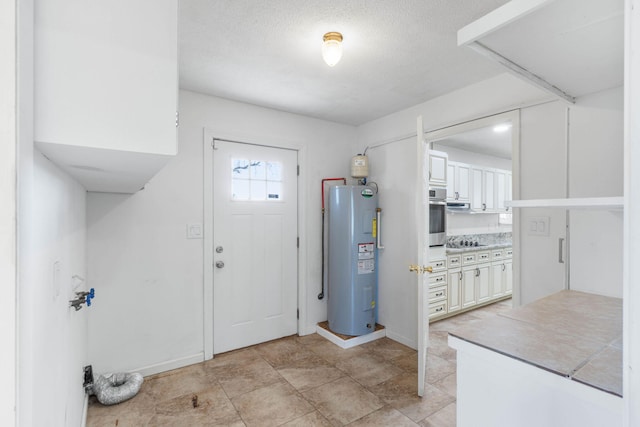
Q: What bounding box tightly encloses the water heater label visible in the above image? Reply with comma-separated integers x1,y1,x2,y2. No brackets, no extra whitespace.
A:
361,188,374,198
358,259,375,275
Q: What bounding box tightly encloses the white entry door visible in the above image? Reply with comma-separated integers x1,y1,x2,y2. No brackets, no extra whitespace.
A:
212,140,298,354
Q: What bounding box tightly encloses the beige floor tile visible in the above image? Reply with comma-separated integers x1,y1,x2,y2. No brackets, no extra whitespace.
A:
430,372,456,398
143,363,215,402
231,382,314,427
335,352,403,388
389,352,418,373
254,335,318,369
428,330,457,362
276,354,345,392
302,377,384,426
150,385,242,426
294,333,329,347
360,337,416,361
348,406,420,426
87,387,156,426
425,353,456,384
206,352,283,398
305,339,367,365
368,372,455,422
419,402,456,427
86,411,151,427
280,410,333,426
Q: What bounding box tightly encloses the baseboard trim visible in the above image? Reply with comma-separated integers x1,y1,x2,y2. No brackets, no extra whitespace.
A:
385,330,417,350
81,393,88,427
315,324,386,349
134,353,205,377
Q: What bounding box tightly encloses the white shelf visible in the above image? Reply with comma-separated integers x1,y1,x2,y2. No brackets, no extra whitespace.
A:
505,197,623,210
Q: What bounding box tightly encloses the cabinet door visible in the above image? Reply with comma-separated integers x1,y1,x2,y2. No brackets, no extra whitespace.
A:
471,167,484,210
483,170,496,211
461,267,477,308
429,152,448,186
491,263,504,298
457,164,471,201
448,270,462,313
504,261,513,294
496,170,507,211
476,264,491,303
506,172,513,212
446,164,456,200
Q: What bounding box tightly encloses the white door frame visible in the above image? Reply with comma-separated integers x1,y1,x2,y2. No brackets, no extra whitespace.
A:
425,110,521,305
202,127,307,359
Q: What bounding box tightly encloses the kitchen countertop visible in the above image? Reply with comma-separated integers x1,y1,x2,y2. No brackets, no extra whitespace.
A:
445,242,512,253
449,290,622,396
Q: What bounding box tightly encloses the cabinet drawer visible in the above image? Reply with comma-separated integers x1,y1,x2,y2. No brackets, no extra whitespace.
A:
429,301,447,319
447,255,461,268
492,250,503,260
477,251,491,262
431,259,447,272
429,273,447,287
428,285,447,303
505,248,513,258
462,253,477,265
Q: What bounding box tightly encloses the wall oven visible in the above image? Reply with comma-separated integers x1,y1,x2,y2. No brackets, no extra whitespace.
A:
429,187,447,247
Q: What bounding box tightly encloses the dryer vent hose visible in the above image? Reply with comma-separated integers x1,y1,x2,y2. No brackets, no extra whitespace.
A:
90,372,144,405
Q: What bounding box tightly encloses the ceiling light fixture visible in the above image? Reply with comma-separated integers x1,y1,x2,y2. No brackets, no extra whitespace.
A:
493,123,512,133
322,32,343,67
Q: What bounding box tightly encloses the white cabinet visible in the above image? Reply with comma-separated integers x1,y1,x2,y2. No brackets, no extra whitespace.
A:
476,263,492,304
34,0,178,193
447,162,471,201
461,266,477,309
504,260,513,295
483,169,496,212
448,269,462,313
470,167,484,210
429,150,448,187
496,170,513,212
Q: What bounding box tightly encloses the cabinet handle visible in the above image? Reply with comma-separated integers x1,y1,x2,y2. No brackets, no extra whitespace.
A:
558,238,565,264
482,203,486,211
455,191,459,200
502,264,506,271
435,307,443,312
435,292,444,297
475,268,480,277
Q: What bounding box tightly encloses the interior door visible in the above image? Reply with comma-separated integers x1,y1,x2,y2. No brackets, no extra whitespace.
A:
416,116,431,397
212,140,298,354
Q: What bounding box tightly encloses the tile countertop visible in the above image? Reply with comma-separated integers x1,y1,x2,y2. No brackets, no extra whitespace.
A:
449,290,623,397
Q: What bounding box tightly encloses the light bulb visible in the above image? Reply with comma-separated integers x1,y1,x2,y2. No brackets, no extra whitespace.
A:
493,124,511,133
322,32,343,67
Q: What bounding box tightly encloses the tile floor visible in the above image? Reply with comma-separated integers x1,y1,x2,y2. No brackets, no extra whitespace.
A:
87,299,512,427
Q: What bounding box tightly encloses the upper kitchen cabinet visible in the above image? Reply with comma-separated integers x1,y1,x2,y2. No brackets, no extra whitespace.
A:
458,0,623,103
429,150,448,187
34,0,178,193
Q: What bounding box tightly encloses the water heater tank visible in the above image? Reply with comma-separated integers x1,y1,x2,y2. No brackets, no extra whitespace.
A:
327,185,378,336
350,155,369,178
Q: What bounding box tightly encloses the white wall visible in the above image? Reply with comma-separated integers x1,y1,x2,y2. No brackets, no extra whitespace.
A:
87,90,356,375
19,151,88,427
432,144,511,170
356,73,550,348
568,87,624,298
518,87,624,304
1,0,18,424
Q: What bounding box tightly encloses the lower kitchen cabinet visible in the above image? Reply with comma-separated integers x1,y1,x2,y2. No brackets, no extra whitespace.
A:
448,269,462,313
432,247,513,322
461,266,477,309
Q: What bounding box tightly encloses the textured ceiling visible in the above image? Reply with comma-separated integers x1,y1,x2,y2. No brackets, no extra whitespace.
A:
179,0,510,125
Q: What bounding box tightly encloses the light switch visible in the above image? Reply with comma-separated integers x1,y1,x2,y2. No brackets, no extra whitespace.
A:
187,223,203,239
527,217,550,236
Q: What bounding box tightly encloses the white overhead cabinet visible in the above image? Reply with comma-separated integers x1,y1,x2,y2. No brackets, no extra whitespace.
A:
447,161,471,202
428,150,448,187
34,0,178,193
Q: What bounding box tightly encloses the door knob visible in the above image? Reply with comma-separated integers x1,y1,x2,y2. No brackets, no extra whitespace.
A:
409,265,433,274
216,246,224,253
215,261,225,268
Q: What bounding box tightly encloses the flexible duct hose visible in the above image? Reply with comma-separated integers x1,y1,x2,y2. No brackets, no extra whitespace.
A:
91,373,144,405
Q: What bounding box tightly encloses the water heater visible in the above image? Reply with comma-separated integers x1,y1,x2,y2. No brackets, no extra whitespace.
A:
328,185,378,336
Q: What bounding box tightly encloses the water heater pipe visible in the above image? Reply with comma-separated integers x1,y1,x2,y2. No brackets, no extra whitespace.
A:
319,178,347,300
